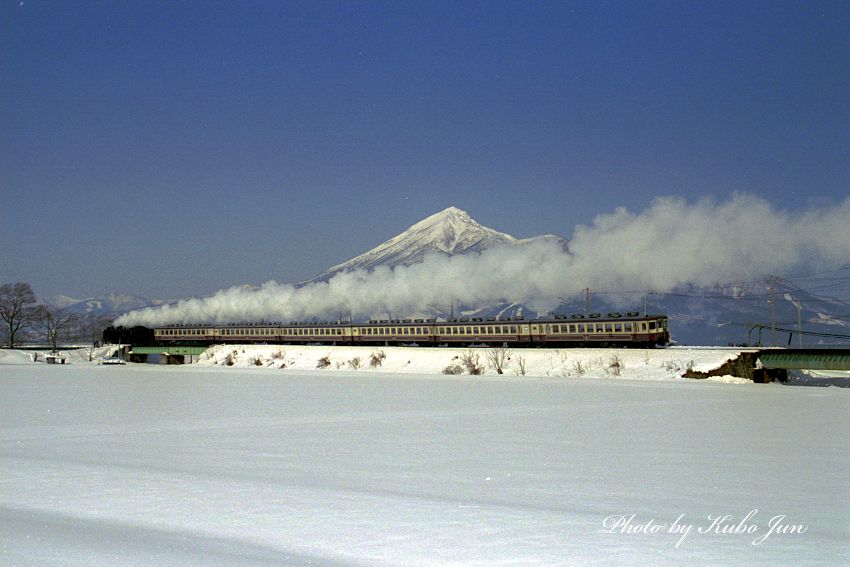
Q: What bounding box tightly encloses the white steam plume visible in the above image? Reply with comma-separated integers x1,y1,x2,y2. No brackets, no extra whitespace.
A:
116,194,850,327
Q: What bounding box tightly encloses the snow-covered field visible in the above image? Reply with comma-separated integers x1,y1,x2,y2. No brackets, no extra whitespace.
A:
1,348,847,565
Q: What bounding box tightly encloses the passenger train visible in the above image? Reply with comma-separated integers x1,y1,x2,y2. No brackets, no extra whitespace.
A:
151,312,669,348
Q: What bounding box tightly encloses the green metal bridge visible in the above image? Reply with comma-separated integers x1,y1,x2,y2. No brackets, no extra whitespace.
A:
757,349,850,372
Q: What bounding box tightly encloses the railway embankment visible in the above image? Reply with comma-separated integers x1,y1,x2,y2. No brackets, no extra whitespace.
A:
190,344,756,383
682,350,776,382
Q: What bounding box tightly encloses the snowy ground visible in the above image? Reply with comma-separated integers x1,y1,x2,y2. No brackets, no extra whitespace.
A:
1,349,847,566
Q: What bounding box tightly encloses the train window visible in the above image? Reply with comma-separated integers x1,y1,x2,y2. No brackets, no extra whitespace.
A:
614,323,622,332
649,321,656,330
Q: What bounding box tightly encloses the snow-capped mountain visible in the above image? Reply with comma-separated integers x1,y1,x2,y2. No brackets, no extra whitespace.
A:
46,293,166,317
307,206,567,282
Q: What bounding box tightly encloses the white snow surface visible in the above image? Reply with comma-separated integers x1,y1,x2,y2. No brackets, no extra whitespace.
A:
1,348,847,565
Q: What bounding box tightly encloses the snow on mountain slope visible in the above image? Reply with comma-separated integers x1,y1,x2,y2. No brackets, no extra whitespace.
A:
46,293,166,316
308,206,566,282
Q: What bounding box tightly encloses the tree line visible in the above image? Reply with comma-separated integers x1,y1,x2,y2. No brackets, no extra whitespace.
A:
0,282,113,355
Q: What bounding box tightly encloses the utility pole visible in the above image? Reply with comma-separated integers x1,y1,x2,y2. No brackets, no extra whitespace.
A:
584,288,591,315
796,301,803,348
769,276,776,347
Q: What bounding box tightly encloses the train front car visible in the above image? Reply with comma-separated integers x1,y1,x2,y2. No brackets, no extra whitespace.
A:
535,313,669,347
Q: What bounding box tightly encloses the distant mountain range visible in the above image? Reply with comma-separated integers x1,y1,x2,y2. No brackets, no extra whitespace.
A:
46,293,170,318
63,207,850,346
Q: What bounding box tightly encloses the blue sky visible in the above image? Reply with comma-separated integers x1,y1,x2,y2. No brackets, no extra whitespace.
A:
1,1,847,299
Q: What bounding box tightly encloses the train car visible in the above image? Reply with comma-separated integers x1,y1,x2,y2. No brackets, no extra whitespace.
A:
431,317,525,346
151,312,669,349
275,322,352,344
353,319,435,346
532,313,668,347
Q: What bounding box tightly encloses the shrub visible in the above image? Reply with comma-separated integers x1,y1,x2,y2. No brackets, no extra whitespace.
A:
663,359,695,375
443,364,464,375
607,354,624,376
370,350,386,368
462,351,484,375
347,357,361,371
316,355,331,369
486,347,511,375
572,359,587,376
514,355,527,376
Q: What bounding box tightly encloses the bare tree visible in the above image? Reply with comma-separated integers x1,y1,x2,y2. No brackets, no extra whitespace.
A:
35,305,79,353
486,347,511,375
514,354,527,376
0,282,39,348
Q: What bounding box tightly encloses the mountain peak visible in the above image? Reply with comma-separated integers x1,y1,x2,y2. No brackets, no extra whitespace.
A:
307,207,520,282
403,206,515,254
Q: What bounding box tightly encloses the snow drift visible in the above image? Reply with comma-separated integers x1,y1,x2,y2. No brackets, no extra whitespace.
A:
117,194,850,327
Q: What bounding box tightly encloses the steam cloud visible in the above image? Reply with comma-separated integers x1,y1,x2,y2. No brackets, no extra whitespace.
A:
116,194,850,327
